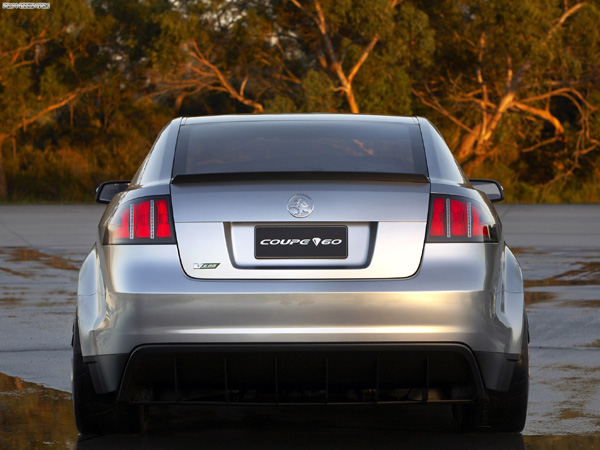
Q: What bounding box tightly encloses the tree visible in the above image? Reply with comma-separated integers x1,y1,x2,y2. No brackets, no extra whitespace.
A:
288,0,399,113
0,1,97,200
2,0,599,202
283,0,434,114
147,0,435,116
413,0,599,195
148,0,297,115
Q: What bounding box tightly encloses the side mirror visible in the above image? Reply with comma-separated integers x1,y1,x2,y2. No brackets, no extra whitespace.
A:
95,180,130,204
469,179,504,202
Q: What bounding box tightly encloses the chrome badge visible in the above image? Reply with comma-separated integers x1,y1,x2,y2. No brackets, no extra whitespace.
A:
287,194,314,218
193,263,220,269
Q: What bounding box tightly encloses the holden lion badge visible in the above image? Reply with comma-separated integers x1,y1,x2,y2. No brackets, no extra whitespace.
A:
287,194,314,218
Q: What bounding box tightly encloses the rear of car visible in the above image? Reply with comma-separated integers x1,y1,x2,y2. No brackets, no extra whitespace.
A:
73,115,527,434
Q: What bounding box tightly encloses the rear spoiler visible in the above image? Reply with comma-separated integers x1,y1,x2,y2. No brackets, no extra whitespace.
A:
171,172,430,184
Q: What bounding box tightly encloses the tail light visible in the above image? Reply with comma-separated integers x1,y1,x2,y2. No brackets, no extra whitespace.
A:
104,197,175,244
427,195,498,243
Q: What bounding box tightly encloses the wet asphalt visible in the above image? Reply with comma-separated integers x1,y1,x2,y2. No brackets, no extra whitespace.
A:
0,203,599,448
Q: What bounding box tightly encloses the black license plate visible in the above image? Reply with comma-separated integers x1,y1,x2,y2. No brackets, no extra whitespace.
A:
255,226,348,259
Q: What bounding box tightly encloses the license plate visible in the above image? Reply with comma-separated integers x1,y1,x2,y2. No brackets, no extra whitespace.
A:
255,226,348,259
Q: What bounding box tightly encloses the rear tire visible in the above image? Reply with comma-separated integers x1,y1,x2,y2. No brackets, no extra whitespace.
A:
456,316,529,432
72,314,145,435
487,317,529,432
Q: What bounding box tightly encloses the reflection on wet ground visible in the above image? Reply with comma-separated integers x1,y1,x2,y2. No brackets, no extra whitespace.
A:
0,373,77,449
0,247,83,392
0,247,81,308
517,247,600,435
585,340,600,349
521,247,600,308
2,372,600,449
3,247,79,271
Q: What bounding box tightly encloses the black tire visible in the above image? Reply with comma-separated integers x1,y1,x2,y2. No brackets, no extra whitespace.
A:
72,314,146,435
486,316,529,432
456,316,529,432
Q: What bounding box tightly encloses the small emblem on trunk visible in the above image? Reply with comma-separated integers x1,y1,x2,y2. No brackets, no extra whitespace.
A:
287,194,314,218
193,263,220,269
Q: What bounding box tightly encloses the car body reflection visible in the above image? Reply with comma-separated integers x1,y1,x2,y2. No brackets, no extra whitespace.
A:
77,405,528,450
2,373,600,450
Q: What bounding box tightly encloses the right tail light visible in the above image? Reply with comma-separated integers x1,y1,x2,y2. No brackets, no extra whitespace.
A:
427,195,498,243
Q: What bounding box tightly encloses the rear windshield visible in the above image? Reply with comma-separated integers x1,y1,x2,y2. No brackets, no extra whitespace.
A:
172,120,427,177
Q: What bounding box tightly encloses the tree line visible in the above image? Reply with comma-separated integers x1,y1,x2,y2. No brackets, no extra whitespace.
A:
1,0,599,202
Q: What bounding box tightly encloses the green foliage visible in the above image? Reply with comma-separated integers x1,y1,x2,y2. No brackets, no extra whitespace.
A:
300,69,342,112
393,1,435,68
264,95,299,113
356,65,412,116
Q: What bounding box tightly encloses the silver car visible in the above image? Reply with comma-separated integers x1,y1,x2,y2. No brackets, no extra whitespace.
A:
72,114,528,434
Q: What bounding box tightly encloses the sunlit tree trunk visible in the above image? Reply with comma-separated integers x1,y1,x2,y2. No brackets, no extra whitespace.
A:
291,0,399,113
415,2,588,174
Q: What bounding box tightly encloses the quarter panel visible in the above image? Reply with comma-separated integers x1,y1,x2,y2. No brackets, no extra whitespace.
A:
77,246,107,356
499,245,525,355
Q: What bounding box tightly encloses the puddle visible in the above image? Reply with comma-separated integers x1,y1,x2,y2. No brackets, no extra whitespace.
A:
0,266,29,278
526,279,600,288
525,291,557,306
0,248,81,309
569,300,600,308
584,340,600,349
524,260,600,287
1,372,600,449
517,248,600,309
0,296,23,303
511,247,554,256
556,364,600,374
2,248,79,271
559,407,584,420
0,286,75,308
525,293,600,308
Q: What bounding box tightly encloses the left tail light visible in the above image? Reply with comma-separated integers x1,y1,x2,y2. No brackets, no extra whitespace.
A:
104,197,175,244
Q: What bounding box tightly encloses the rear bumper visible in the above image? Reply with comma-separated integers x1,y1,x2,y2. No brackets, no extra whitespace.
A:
84,343,517,401
77,242,525,397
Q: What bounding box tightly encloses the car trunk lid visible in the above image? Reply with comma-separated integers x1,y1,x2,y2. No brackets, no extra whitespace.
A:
171,177,430,279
